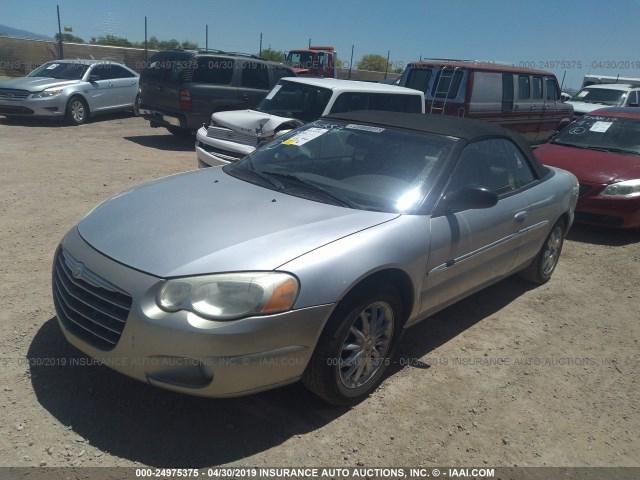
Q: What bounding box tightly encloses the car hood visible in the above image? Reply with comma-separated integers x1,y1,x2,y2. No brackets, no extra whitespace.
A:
77,168,398,278
0,76,80,92
213,110,297,138
567,101,614,115
535,143,640,184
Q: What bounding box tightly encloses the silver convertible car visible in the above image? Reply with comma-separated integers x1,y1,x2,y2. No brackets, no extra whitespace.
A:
0,59,139,125
52,111,578,405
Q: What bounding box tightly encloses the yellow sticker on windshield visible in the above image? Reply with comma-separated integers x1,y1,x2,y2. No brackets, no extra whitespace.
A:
282,127,328,146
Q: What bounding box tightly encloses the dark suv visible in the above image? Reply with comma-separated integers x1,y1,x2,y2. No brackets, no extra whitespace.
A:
137,49,295,135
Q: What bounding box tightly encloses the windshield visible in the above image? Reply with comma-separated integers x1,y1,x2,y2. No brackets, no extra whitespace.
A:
285,52,316,69
551,114,640,155
571,88,626,106
224,120,455,213
28,62,89,80
256,81,333,122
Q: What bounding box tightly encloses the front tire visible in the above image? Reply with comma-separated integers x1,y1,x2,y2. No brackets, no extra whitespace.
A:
519,219,566,284
303,283,403,405
65,96,89,125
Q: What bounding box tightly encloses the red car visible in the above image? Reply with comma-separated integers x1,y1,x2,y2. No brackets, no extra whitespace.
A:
535,107,640,228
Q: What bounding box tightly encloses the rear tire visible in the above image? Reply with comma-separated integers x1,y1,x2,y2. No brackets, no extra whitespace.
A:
65,96,89,125
303,282,403,405
519,218,566,284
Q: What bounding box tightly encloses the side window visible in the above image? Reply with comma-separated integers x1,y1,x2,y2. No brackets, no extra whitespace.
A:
502,73,514,112
241,62,270,89
403,67,431,94
546,78,559,101
446,139,535,197
89,64,110,80
532,76,543,100
432,68,463,99
518,75,530,99
192,57,235,84
108,65,135,79
627,90,639,106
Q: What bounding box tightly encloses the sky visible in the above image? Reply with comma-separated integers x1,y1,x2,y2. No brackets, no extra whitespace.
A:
1,0,640,89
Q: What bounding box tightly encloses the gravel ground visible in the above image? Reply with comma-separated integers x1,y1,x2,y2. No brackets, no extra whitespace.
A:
0,114,638,471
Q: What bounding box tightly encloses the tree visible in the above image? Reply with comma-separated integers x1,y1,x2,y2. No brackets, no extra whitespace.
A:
259,47,284,62
96,34,131,47
357,54,390,72
181,40,199,50
54,33,85,43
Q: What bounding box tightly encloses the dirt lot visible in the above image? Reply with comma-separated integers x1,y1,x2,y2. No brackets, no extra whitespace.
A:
0,113,638,471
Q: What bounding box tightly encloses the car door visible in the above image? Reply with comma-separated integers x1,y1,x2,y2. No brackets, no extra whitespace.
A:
83,64,113,111
420,138,537,316
237,60,271,108
103,64,138,108
513,74,543,142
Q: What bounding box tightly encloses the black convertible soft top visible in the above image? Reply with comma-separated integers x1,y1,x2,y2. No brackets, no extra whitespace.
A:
323,111,549,179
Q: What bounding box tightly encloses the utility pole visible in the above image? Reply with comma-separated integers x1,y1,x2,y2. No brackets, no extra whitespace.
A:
144,16,148,63
206,25,208,51
259,32,262,56
56,5,63,59
348,44,354,80
384,50,390,80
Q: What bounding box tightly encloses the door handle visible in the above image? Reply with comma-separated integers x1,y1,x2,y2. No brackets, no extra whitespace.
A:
514,211,528,222
241,93,251,101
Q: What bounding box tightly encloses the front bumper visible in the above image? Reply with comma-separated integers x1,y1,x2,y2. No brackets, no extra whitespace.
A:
195,126,255,168
575,198,640,228
53,227,333,398
0,94,68,117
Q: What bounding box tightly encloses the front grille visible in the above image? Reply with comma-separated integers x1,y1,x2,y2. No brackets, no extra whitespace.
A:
197,141,246,161
206,126,259,146
0,89,30,100
52,249,132,351
578,184,592,197
0,106,34,114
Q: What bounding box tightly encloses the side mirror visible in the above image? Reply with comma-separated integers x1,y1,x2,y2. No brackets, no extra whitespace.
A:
440,185,498,213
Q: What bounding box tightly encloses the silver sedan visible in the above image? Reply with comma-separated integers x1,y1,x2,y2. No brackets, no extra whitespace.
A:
52,111,578,405
0,59,139,125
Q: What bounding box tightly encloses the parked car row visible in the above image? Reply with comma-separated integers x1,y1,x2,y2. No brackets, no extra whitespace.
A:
0,50,635,404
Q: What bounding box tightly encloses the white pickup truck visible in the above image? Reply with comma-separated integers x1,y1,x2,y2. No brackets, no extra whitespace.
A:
195,77,425,167
567,82,640,116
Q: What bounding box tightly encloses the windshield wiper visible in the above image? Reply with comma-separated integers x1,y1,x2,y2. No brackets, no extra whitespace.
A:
237,156,285,191
587,146,640,155
261,171,361,208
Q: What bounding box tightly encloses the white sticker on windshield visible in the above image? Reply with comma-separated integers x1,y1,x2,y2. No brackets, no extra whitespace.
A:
46,63,59,69
282,127,328,146
590,121,612,133
345,124,385,133
265,84,282,101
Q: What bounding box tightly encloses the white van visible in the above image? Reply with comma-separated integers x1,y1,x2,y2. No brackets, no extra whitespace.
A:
195,77,424,167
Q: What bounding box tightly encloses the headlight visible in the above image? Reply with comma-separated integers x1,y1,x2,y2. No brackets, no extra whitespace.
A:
599,179,640,197
157,272,299,320
209,118,220,128
32,88,64,98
